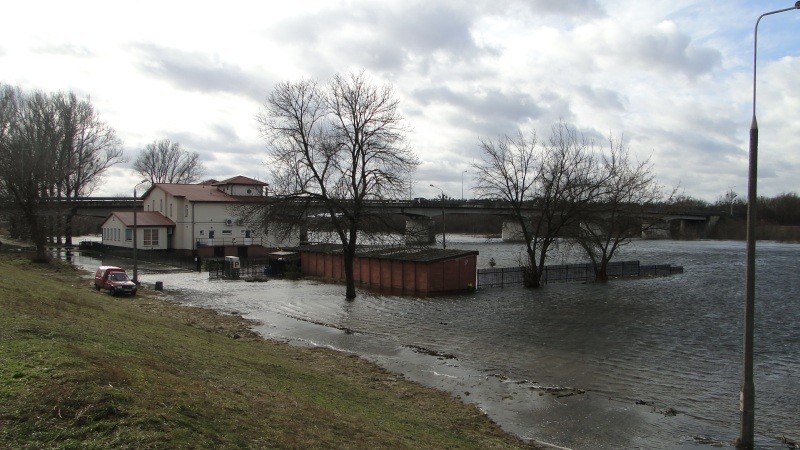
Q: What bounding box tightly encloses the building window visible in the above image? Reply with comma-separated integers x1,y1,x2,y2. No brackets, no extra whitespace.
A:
169,203,173,217
159,199,163,212
143,229,159,246
222,230,232,235
185,205,189,218
125,229,132,241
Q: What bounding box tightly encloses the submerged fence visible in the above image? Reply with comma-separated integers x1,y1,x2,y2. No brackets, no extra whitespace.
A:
97,245,198,272
207,257,299,280
476,260,683,288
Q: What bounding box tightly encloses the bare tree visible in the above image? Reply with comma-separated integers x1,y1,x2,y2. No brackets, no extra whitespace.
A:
473,130,539,277
53,92,124,245
570,135,668,282
474,122,600,287
134,139,204,184
257,71,418,299
0,86,61,261
1,86,124,259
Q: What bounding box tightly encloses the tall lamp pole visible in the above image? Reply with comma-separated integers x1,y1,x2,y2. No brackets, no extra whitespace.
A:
132,179,148,284
740,4,799,449
430,184,446,249
461,170,468,200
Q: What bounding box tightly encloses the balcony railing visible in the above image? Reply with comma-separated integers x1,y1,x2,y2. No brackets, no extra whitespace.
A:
195,237,265,247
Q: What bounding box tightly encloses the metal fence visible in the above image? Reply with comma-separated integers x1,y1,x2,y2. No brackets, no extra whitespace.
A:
207,258,268,280
477,260,683,288
99,246,198,272
207,257,299,280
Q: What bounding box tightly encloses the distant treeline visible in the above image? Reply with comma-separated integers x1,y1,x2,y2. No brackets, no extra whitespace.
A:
671,192,800,225
671,192,800,242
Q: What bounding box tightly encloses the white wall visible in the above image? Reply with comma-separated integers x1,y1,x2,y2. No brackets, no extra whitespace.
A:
101,216,169,250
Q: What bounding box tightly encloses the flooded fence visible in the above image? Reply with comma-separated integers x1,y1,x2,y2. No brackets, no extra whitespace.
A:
477,260,683,288
207,256,298,280
94,245,199,272
208,258,268,280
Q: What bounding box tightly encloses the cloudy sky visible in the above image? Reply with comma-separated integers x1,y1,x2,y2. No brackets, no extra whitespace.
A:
2,0,799,202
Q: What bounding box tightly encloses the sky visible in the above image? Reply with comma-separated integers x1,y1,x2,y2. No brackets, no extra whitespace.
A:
2,0,799,202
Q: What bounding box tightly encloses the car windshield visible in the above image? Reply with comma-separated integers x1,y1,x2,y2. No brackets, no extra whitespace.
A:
109,273,129,281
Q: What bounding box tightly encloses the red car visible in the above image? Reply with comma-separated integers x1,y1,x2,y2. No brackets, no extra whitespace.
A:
94,266,137,296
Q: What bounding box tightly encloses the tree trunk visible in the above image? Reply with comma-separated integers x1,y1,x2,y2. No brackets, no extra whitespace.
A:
524,247,542,288
28,215,51,263
64,207,76,246
343,245,357,300
595,260,609,283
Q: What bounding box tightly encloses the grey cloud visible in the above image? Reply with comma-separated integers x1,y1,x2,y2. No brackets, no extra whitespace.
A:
268,2,493,74
628,28,722,77
512,0,606,18
643,122,744,180
576,85,626,111
132,44,273,102
413,85,545,127
171,124,264,158
384,3,483,56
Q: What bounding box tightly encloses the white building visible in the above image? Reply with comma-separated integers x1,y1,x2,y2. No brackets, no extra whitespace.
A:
101,211,175,250
101,176,298,257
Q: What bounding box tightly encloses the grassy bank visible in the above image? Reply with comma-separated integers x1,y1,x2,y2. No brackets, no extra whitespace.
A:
0,254,537,449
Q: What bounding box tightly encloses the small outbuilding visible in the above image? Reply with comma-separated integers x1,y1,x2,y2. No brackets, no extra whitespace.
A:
100,212,176,250
300,244,478,295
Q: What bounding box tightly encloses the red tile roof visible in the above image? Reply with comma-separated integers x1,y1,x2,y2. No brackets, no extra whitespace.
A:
152,183,240,202
107,212,176,227
140,176,267,203
213,175,267,186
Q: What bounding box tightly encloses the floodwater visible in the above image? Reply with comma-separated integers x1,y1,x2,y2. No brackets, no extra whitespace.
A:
65,237,800,449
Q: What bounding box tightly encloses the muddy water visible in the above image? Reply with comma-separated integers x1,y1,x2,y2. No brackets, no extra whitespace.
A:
67,238,800,449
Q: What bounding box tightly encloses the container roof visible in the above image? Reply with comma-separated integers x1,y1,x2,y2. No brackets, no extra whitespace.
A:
300,244,478,263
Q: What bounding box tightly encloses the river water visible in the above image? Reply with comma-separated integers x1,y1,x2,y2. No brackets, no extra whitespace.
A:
66,237,799,449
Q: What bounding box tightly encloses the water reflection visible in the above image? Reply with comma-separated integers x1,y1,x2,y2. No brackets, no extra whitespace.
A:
65,238,800,449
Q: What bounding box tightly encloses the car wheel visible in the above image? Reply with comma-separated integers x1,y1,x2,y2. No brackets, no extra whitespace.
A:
94,284,100,291
110,287,116,296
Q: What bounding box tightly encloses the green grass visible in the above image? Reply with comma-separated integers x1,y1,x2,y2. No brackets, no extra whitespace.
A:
0,254,537,449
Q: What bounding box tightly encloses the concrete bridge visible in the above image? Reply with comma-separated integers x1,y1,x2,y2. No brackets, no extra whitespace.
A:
17,197,721,242
0,197,140,219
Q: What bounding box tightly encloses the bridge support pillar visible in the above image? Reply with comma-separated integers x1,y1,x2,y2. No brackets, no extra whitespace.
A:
502,221,526,242
405,218,434,245
642,221,670,239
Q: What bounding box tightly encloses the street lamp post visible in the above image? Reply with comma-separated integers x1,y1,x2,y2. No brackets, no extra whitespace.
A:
132,179,148,284
461,170,467,200
430,184,446,249
740,4,799,449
